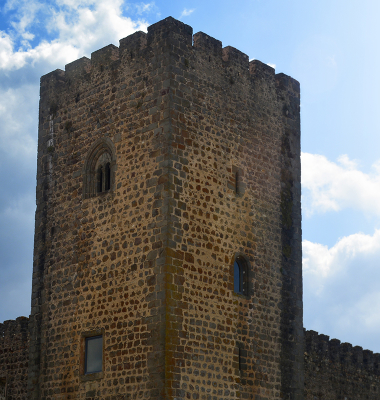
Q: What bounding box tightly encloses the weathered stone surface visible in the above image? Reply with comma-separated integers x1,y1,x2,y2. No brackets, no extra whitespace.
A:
304,329,380,399
0,317,29,400
26,15,303,400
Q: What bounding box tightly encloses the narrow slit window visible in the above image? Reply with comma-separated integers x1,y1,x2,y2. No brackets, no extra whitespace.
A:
234,257,248,296
234,260,241,293
235,171,239,195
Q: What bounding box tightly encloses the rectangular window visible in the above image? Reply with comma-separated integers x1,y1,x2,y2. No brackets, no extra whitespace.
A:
0,377,6,400
85,335,103,374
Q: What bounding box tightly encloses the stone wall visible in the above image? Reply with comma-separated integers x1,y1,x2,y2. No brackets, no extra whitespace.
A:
0,317,29,400
28,16,303,400
304,329,380,399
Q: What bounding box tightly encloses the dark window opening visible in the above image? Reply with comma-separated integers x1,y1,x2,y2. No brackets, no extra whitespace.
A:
235,171,239,195
0,378,6,400
83,139,115,199
234,260,241,293
234,257,248,296
85,335,103,374
96,159,111,194
105,163,111,191
97,167,103,193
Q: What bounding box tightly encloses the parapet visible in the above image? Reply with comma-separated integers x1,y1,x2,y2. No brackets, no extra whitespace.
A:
304,329,380,374
40,16,298,98
222,46,249,71
193,32,222,57
0,316,29,339
147,16,192,47
250,59,275,80
65,57,90,81
119,31,147,61
91,44,119,70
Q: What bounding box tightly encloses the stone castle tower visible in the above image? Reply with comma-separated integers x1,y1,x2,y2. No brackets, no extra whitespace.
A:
28,17,303,399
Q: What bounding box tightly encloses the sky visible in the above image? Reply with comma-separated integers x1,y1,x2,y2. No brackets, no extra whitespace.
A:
0,0,380,353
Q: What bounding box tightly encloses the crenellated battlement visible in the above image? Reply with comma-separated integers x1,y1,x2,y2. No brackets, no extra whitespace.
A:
0,317,29,340
193,32,222,56
119,31,147,62
304,329,380,374
40,16,299,98
91,43,119,69
0,317,29,400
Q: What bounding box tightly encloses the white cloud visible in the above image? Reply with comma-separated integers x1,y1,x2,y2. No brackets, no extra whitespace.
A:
0,85,38,160
0,0,149,71
180,8,195,18
135,2,155,15
302,152,380,216
267,63,276,69
7,0,42,39
303,230,380,351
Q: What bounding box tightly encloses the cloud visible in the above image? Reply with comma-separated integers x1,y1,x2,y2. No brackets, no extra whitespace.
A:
0,0,149,72
302,152,380,217
0,83,38,322
0,85,38,159
134,2,156,15
303,230,380,352
5,0,42,40
180,8,195,18
0,191,35,322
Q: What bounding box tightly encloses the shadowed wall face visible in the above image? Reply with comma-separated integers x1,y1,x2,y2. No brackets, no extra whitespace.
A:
0,318,29,400
304,329,380,400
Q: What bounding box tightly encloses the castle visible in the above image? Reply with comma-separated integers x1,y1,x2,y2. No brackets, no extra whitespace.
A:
0,16,379,400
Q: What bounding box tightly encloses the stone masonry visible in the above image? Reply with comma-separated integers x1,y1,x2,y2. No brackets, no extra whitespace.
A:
0,317,29,400
304,330,380,399
27,16,303,400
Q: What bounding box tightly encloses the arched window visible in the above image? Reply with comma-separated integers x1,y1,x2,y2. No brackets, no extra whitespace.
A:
83,138,116,198
233,256,248,296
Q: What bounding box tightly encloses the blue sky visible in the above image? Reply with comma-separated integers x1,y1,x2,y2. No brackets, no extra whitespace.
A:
1,0,380,353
